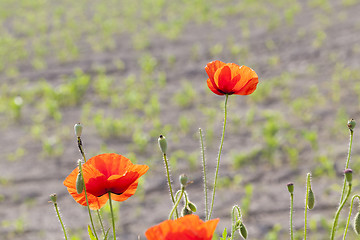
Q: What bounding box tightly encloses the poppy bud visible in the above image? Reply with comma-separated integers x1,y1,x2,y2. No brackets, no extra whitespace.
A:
50,193,57,203
347,119,356,131
345,169,353,184
181,206,192,216
74,123,83,138
239,222,248,239
287,182,294,194
354,211,360,235
76,172,84,194
179,174,188,187
187,202,197,212
307,188,315,209
158,135,167,154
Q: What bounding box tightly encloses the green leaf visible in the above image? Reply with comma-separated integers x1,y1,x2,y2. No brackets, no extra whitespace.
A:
220,228,228,240
88,225,97,240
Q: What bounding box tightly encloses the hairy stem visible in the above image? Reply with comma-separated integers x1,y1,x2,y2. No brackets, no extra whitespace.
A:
199,128,209,220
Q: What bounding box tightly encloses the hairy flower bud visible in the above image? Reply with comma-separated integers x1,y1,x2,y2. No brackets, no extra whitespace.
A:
307,188,315,210
187,202,197,212
354,211,360,235
50,193,57,203
287,182,294,194
76,172,84,194
158,135,167,154
181,206,192,216
179,174,188,187
74,123,83,138
239,222,248,239
345,169,353,184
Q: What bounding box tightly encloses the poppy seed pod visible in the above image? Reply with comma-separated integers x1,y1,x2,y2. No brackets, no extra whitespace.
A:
50,193,57,203
347,119,356,130
287,182,294,194
354,211,360,235
158,135,167,154
179,174,188,187
239,222,248,239
345,169,353,184
74,123,83,138
76,172,84,194
307,188,315,210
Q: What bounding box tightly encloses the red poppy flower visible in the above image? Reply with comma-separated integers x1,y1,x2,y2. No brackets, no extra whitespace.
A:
205,60,258,95
63,153,149,210
145,215,219,240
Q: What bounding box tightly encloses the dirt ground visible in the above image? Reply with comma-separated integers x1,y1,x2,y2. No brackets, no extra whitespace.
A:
1,0,360,239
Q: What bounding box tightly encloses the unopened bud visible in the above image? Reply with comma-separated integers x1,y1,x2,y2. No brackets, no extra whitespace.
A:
181,206,192,216
76,172,84,194
187,202,197,212
354,211,360,235
179,174,188,187
239,222,248,239
307,188,315,209
287,182,294,194
158,135,167,154
345,169,353,184
50,193,57,203
348,119,356,131
74,123,83,138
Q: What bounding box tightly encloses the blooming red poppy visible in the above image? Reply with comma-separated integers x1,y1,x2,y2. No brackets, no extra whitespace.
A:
63,153,149,210
145,214,219,240
205,60,258,95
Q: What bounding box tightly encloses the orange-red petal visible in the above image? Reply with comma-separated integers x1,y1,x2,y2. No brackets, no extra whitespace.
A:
87,153,132,177
206,78,224,95
232,65,258,95
145,215,219,240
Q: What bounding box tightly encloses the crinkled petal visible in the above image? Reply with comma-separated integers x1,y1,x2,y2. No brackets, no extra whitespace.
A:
232,65,258,95
87,153,132,177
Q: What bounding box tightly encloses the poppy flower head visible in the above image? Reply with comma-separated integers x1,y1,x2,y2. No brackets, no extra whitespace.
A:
63,153,149,210
145,214,219,240
205,60,258,95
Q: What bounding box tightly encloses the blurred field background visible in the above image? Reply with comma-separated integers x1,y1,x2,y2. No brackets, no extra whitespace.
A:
1,0,360,239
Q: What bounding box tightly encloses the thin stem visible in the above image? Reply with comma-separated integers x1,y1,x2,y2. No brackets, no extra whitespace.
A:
199,128,209,220
340,130,353,203
79,163,98,240
53,202,68,240
343,195,360,240
108,192,116,240
208,94,229,220
163,153,179,219
169,187,184,219
289,193,294,240
331,184,352,240
304,173,311,240
97,210,106,237
230,206,241,240
78,137,87,162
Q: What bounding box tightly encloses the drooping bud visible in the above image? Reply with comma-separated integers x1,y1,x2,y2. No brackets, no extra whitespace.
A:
74,123,83,138
354,211,360,235
347,119,356,131
345,169,353,184
307,188,315,209
239,222,248,239
50,193,57,203
158,135,167,154
179,174,188,187
181,206,192,216
187,202,197,212
287,182,294,194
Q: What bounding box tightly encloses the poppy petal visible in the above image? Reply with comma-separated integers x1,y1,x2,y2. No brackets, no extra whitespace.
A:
207,78,224,95
111,180,139,202
232,65,258,94
205,60,226,91
214,65,240,94
87,153,132,177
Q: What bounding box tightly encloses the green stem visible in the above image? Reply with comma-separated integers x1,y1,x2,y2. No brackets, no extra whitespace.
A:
199,128,209,220
230,206,241,240
208,94,229,220
108,192,116,240
290,193,294,240
97,210,106,237
79,163,98,240
331,184,352,240
163,153,179,219
304,173,310,240
169,187,184,219
53,202,68,240
343,195,360,240
340,130,353,203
